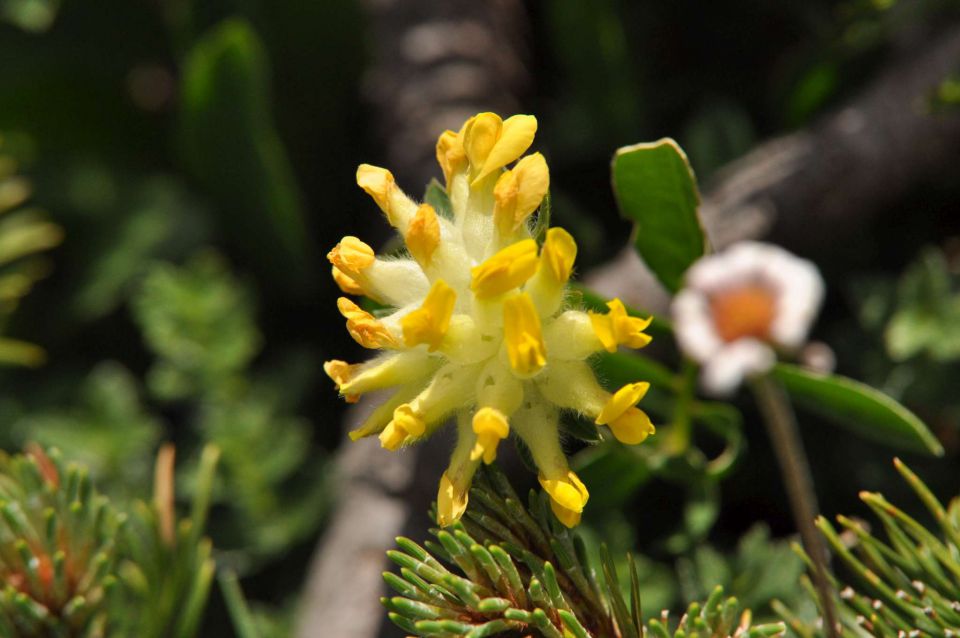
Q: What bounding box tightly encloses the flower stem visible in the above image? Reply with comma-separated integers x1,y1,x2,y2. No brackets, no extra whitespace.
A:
750,374,839,638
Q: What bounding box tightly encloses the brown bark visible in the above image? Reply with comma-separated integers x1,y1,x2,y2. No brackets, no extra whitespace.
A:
587,25,960,312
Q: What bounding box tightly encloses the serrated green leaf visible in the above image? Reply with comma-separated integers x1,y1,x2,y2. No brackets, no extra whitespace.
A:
772,363,943,456
611,138,705,292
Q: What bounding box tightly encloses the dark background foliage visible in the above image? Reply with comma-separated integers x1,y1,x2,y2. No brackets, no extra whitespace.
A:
1,0,959,634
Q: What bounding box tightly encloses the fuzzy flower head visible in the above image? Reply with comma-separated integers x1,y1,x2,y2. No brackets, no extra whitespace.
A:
672,241,824,396
325,113,655,528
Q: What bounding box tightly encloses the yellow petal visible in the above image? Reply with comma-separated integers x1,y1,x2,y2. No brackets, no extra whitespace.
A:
503,293,547,377
609,299,654,349
462,112,502,175
595,382,650,425
401,280,457,351
405,204,441,266
470,239,539,299
437,471,469,527
475,114,537,183
588,298,653,353
331,266,364,295
323,359,360,403
549,498,582,528
436,129,466,185
327,236,375,275
378,422,406,451
493,152,550,236
608,407,655,445
470,407,510,464
356,164,395,213
393,403,426,437
540,227,577,284
379,403,426,450
539,470,589,528
337,297,398,349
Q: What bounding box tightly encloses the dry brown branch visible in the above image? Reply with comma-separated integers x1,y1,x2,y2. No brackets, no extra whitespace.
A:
587,25,960,313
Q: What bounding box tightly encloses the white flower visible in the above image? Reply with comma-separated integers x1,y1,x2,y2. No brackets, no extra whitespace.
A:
672,241,824,396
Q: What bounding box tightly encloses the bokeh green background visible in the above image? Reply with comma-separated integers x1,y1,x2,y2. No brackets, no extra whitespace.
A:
1,0,960,634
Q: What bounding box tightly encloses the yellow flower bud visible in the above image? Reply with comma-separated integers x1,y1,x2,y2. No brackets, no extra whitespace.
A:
470,239,539,300
337,297,398,349
595,382,654,444
539,227,577,285
461,113,538,184
379,403,426,450
437,471,469,527
589,298,653,353
405,204,441,266
401,280,456,351
327,236,375,276
356,164,395,215
323,359,360,403
607,407,655,445
462,113,502,176
436,129,466,185
539,471,589,528
493,152,550,236
470,407,509,464
331,266,364,295
503,293,547,377
595,382,650,425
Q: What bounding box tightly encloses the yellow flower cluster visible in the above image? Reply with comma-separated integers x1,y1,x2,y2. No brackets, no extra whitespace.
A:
325,113,655,527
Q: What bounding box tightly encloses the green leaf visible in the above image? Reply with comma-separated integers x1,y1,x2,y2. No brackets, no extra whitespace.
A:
611,138,706,292
179,19,314,295
573,444,651,510
772,363,943,456
0,0,59,32
423,179,453,219
594,351,675,391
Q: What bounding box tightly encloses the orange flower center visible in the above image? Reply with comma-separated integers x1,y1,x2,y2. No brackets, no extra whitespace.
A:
709,284,776,342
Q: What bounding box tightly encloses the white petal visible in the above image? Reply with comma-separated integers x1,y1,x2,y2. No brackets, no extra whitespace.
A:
700,339,775,397
769,256,824,348
672,289,723,363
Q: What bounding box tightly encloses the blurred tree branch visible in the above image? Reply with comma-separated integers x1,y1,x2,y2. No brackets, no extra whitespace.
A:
587,24,960,313
296,1,529,636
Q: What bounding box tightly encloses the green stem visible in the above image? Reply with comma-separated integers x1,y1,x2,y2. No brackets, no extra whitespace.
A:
750,374,839,638
219,570,261,638
665,360,697,454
